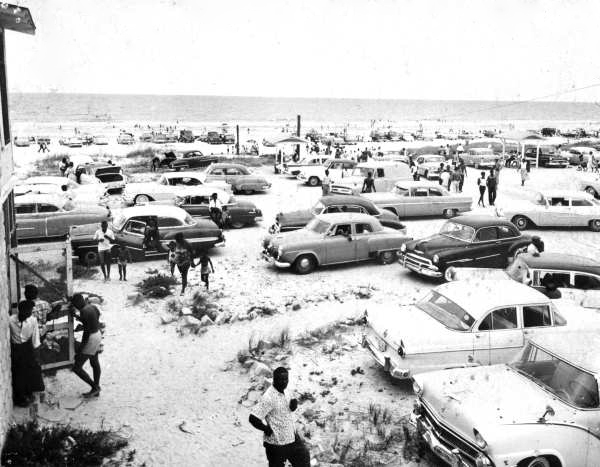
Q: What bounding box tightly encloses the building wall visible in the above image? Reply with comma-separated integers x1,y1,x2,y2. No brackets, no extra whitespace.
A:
0,203,12,447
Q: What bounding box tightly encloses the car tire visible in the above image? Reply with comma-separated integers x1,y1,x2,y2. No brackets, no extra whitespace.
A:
308,176,320,187
585,186,599,198
243,189,254,195
229,220,245,229
378,250,396,265
443,208,457,218
590,219,600,232
511,215,529,230
520,456,551,467
293,254,316,274
443,267,455,282
135,194,151,204
80,250,99,266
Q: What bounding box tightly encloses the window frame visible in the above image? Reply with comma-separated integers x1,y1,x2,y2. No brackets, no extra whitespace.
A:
477,306,519,331
522,303,554,329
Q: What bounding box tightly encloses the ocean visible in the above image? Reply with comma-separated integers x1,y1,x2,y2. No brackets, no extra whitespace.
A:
8,93,600,127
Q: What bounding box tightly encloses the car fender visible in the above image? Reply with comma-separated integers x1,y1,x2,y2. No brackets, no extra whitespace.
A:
282,249,322,266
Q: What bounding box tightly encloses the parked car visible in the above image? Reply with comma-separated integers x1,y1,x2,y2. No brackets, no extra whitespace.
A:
139,133,153,142
297,159,357,187
262,213,412,274
21,176,108,204
280,156,329,177
206,131,222,144
561,146,600,166
524,146,568,167
15,194,111,242
168,150,218,171
70,205,225,265
329,161,412,195
122,172,230,205
414,154,446,180
92,135,109,145
151,151,178,170
76,163,126,194
497,190,600,232
412,331,600,467
66,137,83,148
270,195,406,233
117,133,135,145
399,215,532,280
363,279,599,380
203,163,271,194
14,136,31,147
461,147,499,169
575,173,600,199
174,187,263,229
152,133,168,144
363,181,472,218
374,150,410,165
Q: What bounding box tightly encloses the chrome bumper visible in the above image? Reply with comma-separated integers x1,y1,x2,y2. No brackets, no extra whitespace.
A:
399,254,442,278
262,251,291,268
362,334,411,379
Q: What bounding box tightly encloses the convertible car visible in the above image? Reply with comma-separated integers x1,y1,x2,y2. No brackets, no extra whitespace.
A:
203,163,271,194
15,194,111,242
363,279,599,380
70,205,225,265
399,215,532,280
270,195,406,233
363,181,472,218
262,213,412,274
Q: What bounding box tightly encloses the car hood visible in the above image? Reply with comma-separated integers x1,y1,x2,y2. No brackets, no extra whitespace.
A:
406,234,465,255
264,229,323,249
415,365,579,446
277,209,313,227
331,175,363,186
378,209,399,222
367,303,466,353
420,162,443,169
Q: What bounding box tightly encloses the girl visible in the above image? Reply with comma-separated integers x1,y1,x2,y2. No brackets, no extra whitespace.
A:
173,233,195,295
476,171,486,207
198,251,215,290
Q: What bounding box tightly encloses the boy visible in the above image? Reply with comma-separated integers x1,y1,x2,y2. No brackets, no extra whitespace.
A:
113,244,133,281
167,241,176,275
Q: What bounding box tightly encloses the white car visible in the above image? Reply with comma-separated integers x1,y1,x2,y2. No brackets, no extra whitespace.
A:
329,161,412,195
122,171,230,205
92,135,109,145
363,279,600,379
280,156,329,177
575,173,600,199
561,146,600,165
497,190,600,232
297,159,356,187
415,154,446,180
21,176,108,205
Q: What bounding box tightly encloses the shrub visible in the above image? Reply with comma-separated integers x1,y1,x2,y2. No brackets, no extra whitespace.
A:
136,273,177,298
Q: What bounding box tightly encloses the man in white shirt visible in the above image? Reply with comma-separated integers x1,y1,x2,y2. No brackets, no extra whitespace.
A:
321,169,331,196
94,220,115,281
249,367,310,467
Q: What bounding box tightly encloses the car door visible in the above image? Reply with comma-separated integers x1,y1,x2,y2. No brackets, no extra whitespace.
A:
156,216,184,254
15,203,45,239
225,167,242,184
39,203,69,237
545,197,572,226
427,187,447,216
473,306,523,365
521,303,556,342
496,225,521,266
470,227,505,267
205,167,225,182
571,197,596,226
184,195,211,218
118,218,147,255
352,222,373,260
404,187,429,216
325,223,354,263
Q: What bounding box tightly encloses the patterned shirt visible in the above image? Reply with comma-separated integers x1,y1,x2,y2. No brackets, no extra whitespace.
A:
32,299,51,336
251,386,295,445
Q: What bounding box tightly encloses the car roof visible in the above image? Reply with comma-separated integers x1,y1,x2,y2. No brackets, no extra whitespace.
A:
394,180,440,188
119,204,189,220
208,163,248,169
517,252,600,274
418,154,445,158
356,161,409,168
15,193,63,205
451,214,517,229
530,331,600,374
320,195,372,207
539,190,595,199
177,186,227,197
315,212,376,223
435,279,549,320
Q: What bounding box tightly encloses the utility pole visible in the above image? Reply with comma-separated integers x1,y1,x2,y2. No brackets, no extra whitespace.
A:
236,125,240,155
296,115,301,161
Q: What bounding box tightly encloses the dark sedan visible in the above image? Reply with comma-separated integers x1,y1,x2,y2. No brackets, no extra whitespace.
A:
399,215,532,280
270,195,406,233
169,151,219,171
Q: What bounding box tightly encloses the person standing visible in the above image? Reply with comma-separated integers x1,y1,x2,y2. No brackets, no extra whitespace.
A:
519,163,529,186
113,244,133,281
477,171,486,207
167,241,177,275
486,169,497,206
94,220,115,281
173,232,195,295
494,159,502,189
440,167,450,189
321,169,331,196
249,367,310,467
450,167,461,193
209,193,223,228
24,284,51,341
361,172,376,193
58,157,68,176
70,294,102,398
10,300,45,407
198,251,215,290
458,159,466,192
142,216,161,252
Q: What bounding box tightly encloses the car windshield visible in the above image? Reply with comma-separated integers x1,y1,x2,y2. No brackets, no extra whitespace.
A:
393,186,409,196
416,290,475,331
439,221,475,242
311,201,325,216
306,218,331,234
511,342,599,409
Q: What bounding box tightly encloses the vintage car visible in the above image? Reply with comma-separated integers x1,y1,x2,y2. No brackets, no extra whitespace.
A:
270,195,406,233
122,172,230,205
374,150,411,165
70,205,225,265
575,173,600,199
279,156,329,177
415,154,446,180
139,132,153,142
399,215,532,280
203,163,271,194
117,133,135,144
21,176,108,204
561,146,600,165
363,279,599,380
150,151,178,169
461,147,499,169
363,181,472,218
297,159,357,187
173,187,263,228
329,161,412,195
262,213,412,274
412,331,600,467
524,146,569,168
15,194,111,241
497,190,600,232
76,163,126,194
14,136,31,147
168,150,218,171
66,136,83,148
152,133,169,144
92,135,109,145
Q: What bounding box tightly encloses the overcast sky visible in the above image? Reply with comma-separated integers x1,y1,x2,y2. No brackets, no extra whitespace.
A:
5,0,600,101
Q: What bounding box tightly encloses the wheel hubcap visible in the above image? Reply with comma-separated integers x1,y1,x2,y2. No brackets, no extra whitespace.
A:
587,187,596,196
300,258,310,269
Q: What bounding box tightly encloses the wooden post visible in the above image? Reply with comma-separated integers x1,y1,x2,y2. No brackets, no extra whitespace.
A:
296,115,301,160
236,125,240,155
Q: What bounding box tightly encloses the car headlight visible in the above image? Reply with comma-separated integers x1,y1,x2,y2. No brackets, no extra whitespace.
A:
475,454,493,467
412,380,423,396
400,243,406,253
277,246,283,258
432,254,439,264
473,429,487,449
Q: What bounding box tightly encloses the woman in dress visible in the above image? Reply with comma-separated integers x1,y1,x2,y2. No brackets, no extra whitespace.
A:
10,300,45,407
173,233,195,295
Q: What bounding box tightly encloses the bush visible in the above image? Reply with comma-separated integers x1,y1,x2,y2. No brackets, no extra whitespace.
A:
126,147,156,159
137,273,177,298
29,153,67,176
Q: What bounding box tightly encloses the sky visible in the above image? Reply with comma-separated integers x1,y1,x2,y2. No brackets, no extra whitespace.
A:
4,0,600,101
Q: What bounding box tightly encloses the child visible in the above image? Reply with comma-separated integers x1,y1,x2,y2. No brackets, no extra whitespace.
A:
198,251,215,290
167,241,176,275
220,206,230,229
113,244,133,281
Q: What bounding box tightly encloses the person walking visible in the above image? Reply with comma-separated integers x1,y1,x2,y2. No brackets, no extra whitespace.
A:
519,163,529,186
494,159,502,189
321,169,331,196
477,171,487,207
486,169,497,206
450,167,461,193
361,172,376,193
440,167,450,189
94,220,115,281
70,293,102,398
10,300,45,407
458,159,466,192
209,193,223,228
113,244,133,281
58,157,68,176
167,241,177,275
24,284,51,341
249,367,310,467
173,232,195,295
198,251,215,290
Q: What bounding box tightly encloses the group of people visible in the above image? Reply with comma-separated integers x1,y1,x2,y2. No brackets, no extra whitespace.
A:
436,160,467,193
